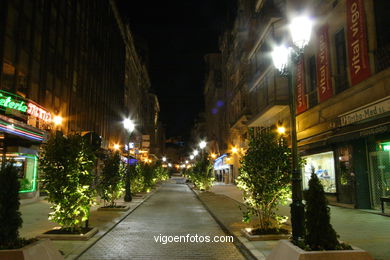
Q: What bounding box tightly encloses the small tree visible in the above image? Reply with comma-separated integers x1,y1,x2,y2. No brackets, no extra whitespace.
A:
0,162,23,248
98,151,124,207
137,162,155,192
154,163,169,182
40,132,96,231
189,153,214,191
304,172,351,250
237,128,291,231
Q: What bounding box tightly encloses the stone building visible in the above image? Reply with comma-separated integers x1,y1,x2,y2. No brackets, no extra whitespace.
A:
204,0,390,209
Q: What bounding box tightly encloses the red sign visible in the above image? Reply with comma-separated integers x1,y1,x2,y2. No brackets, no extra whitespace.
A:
346,0,371,86
27,102,52,123
296,55,307,114
316,25,333,102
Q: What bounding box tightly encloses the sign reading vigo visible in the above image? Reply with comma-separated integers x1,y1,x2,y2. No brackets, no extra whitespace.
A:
316,25,333,102
346,0,371,86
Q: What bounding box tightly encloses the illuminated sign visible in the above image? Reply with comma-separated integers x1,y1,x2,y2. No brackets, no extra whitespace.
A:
27,102,52,122
0,90,52,123
0,92,28,113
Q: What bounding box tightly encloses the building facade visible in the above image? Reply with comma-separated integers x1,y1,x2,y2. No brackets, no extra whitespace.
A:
204,0,390,209
0,0,162,200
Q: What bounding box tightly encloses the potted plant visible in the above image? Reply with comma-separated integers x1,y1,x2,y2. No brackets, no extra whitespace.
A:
37,132,98,240
237,128,291,240
267,173,372,259
97,151,128,211
0,162,63,259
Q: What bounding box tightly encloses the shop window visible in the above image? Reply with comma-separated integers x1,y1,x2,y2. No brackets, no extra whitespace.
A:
302,151,336,193
368,141,390,208
0,154,38,193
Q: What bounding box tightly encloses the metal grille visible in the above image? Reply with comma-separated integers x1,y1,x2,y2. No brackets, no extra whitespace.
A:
368,150,390,210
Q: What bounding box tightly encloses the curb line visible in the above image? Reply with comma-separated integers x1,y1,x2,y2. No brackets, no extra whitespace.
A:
188,184,259,260
73,186,159,259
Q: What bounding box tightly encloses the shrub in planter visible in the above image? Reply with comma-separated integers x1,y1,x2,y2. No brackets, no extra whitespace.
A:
98,151,125,207
237,128,291,234
40,132,96,232
0,162,35,249
154,163,169,183
188,153,214,191
297,172,352,250
130,164,144,194
137,162,155,192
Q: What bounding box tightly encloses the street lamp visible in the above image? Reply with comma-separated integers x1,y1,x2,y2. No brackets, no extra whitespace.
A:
123,118,135,132
53,115,63,126
162,157,166,162
190,155,194,160
199,140,207,158
123,118,135,202
193,150,199,157
271,15,313,241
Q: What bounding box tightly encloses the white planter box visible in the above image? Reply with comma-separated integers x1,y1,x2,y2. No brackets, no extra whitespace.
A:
0,239,63,260
36,227,98,241
241,228,290,241
267,240,373,260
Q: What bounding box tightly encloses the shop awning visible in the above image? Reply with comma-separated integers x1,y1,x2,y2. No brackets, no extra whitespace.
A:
0,114,46,142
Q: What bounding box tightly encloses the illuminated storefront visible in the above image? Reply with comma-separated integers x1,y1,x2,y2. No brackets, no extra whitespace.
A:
213,154,233,183
0,90,51,198
302,151,336,193
299,116,390,209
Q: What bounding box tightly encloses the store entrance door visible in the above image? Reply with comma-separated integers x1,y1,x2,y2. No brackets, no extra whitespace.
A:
369,150,390,209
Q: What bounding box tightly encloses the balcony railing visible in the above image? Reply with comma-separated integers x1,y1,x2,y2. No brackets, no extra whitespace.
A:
249,69,289,122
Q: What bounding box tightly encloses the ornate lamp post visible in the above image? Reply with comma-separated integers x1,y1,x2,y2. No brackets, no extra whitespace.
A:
271,15,313,241
123,118,135,202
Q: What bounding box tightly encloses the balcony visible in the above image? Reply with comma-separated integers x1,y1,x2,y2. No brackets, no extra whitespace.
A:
230,106,251,130
247,70,289,127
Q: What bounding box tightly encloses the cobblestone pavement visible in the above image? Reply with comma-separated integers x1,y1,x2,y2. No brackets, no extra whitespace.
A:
78,178,245,260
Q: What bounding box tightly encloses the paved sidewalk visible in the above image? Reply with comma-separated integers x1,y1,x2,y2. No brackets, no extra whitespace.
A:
195,183,390,260
19,189,158,259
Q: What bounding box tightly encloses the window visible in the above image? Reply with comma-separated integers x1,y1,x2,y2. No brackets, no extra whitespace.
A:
2,61,15,90
302,151,336,193
334,29,348,93
307,55,318,107
374,0,390,71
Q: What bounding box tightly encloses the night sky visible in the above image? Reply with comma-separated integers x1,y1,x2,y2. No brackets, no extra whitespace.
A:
116,1,233,140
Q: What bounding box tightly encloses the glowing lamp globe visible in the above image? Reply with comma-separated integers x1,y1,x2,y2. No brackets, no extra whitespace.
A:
123,119,135,132
272,45,289,72
289,16,313,50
